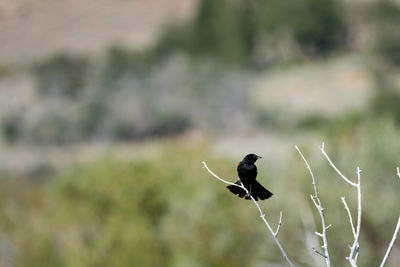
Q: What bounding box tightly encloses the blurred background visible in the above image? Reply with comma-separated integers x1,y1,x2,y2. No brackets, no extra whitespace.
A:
0,0,400,266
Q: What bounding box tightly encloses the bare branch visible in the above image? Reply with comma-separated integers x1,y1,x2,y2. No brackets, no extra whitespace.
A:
380,216,400,267
320,143,358,187
320,144,361,267
342,196,360,264
202,162,241,187
341,197,356,239
202,162,295,267
274,211,283,237
310,195,319,209
298,144,398,267
315,232,324,237
295,146,332,267
347,168,362,267
380,168,400,267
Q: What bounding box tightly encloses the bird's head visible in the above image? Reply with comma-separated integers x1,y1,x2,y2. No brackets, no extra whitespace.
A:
243,154,262,164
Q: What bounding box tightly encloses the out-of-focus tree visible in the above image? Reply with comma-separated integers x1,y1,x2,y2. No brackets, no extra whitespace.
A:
369,0,400,67
158,0,347,64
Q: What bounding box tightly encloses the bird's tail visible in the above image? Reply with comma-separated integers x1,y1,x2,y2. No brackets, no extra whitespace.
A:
252,180,273,200
227,180,273,201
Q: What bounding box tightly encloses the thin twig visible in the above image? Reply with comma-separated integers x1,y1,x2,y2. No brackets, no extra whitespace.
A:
348,168,362,267
380,216,400,267
295,146,332,267
312,248,328,258
321,143,361,267
202,162,295,267
341,196,360,263
380,168,400,267
320,142,358,187
341,197,356,239
274,211,283,237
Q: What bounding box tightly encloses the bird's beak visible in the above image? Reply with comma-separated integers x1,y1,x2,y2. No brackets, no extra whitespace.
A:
257,156,262,159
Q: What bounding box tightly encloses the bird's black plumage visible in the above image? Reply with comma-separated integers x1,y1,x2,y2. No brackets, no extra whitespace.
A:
227,154,273,201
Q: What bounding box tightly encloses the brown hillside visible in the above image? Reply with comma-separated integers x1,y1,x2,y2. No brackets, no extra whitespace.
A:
0,0,197,63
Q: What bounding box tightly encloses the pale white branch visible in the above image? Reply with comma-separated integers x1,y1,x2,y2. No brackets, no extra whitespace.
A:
350,168,362,265
295,145,332,267
202,161,295,267
380,216,400,267
380,168,400,267
273,211,283,237
202,162,241,188
310,195,319,209
321,144,361,267
320,143,358,187
341,196,360,264
315,232,324,237
341,197,356,239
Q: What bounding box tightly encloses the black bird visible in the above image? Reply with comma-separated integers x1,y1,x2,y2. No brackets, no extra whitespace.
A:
227,154,273,201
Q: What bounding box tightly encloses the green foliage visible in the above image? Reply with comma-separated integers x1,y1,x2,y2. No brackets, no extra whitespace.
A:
296,114,330,130
369,0,400,66
5,48,253,145
100,47,157,90
291,119,400,266
149,109,191,137
1,112,23,144
369,73,400,124
159,0,347,64
288,0,346,56
0,139,399,266
26,110,79,144
185,0,256,62
32,54,89,98
0,145,290,266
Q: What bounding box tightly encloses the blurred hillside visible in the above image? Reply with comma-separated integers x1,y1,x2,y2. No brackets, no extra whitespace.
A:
0,0,197,63
0,0,400,266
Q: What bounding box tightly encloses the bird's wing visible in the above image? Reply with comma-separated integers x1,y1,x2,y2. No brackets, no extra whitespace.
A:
227,181,247,198
238,164,257,181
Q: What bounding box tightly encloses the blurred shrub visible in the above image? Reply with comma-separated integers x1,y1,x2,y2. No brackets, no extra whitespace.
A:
0,145,295,266
0,140,399,266
24,110,77,144
296,114,330,130
288,0,346,56
369,0,400,66
1,111,23,144
32,54,89,98
254,107,281,128
369,72,400,124
158,0,347,64
148,109,191,137
322,111,365,144
100,47,157,90
0,0,350,144
2,50,250,144
184,0,255,63
77,96,106,140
